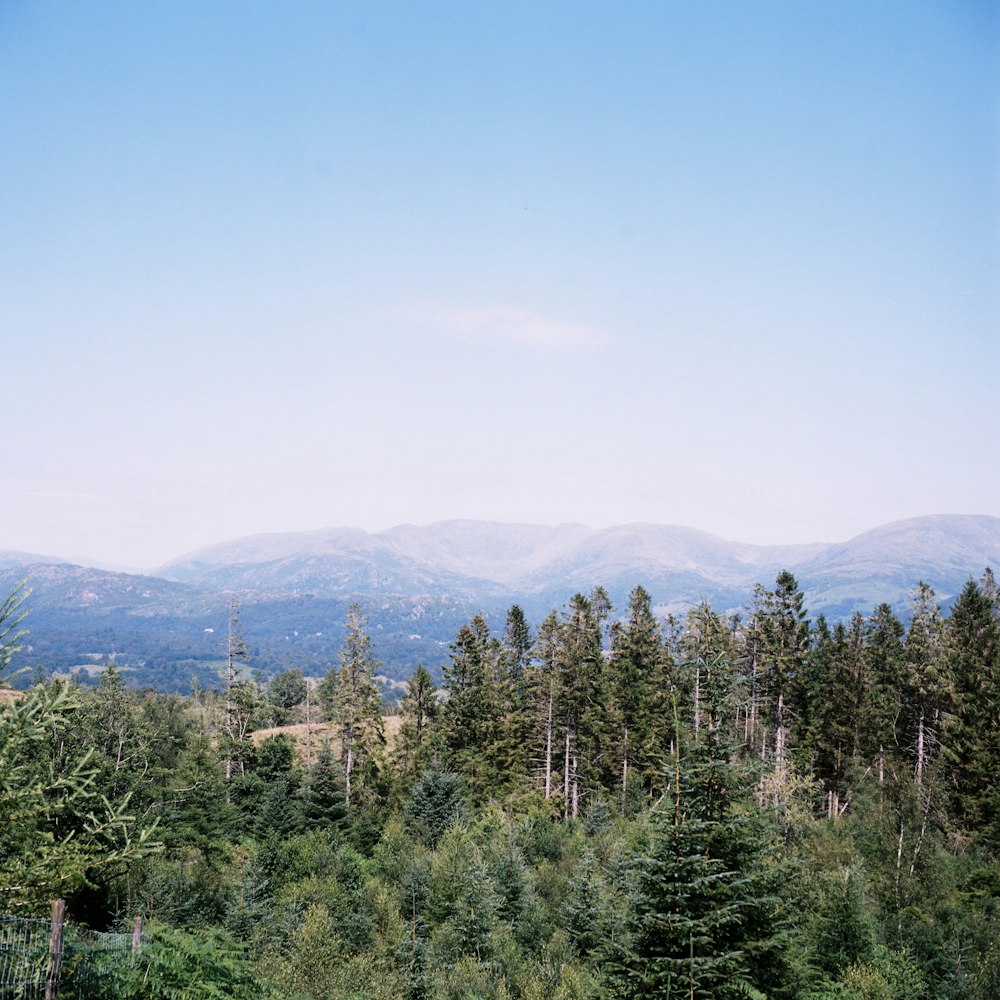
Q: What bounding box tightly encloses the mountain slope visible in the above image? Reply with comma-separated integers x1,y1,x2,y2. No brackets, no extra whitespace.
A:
4,515,997,688
155,515,999,615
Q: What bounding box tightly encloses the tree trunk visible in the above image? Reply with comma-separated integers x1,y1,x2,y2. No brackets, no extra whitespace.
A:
544,690,554,799
915,704,925,787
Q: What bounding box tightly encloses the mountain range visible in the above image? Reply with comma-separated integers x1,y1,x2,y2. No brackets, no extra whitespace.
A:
1,514,997,689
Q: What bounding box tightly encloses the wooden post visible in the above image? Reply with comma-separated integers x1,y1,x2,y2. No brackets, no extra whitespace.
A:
45,899,65,1000
132,916,143,959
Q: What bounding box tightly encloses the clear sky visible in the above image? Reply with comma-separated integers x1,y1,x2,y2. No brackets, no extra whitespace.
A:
1,1,997,570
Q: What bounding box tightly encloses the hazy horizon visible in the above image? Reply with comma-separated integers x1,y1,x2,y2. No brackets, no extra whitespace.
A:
3,511,997,577
2,2,996,569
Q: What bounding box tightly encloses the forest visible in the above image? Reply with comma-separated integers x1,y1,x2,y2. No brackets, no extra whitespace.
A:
2,568,999,999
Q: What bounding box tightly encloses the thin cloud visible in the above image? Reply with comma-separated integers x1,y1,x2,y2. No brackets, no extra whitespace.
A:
431,307,609,350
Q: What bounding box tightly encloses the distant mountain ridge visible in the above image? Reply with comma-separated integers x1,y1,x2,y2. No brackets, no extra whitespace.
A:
2,515,997,688
154,514,1000,616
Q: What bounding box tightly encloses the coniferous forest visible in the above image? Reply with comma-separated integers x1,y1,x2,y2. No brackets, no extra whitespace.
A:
3,569,1000,999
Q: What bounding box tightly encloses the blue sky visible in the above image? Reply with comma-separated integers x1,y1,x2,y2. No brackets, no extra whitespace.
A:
1,1,997,569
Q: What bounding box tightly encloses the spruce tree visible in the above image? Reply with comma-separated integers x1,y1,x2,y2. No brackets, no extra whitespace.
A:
440,615,507,799
404,760,467,847
758,571,811,803
558,592,612,817
524,610,562,802
609,656,789,999
946,577,1000,829
322,603,385,809
901,582,948,789
394,663,439,784
608,585,663,809
302,742,348,831
864,603,906,790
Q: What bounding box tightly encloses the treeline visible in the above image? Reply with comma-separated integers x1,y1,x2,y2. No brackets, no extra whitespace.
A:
2,571,1000,999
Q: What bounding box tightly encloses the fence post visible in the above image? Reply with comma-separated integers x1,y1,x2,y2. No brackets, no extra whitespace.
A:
132,916,143,959
44,898,65,1000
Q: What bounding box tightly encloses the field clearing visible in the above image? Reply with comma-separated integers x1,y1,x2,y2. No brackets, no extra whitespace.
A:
251,714,403,755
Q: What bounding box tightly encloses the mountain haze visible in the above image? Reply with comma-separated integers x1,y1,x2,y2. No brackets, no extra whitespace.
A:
156,515,999,616
2,515,997,689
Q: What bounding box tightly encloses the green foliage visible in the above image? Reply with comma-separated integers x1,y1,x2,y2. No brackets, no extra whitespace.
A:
608,669,791,1000
77,921,282,1000
268,667,308,719
302,742,349,832
393,663,440,785
0,679,161,911
404,761,467,848
0,580,30,679
5,578,1000,1000
322,603,386,811
946,577,1000,830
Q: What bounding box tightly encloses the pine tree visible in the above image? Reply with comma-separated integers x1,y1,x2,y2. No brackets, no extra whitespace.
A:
322,603,385,809
901,582,948,789
221,598,254,783
440,614,506,799
864,603,906,791
302,742,348,831
525,611,562,802
608,585,663,810
394,663,439,784
946,577,1000,829
758,571,811,800
609,658,788,999
558,592,611,818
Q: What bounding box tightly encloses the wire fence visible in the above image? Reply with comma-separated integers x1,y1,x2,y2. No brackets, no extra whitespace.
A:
0,904,146,1000
0,913,53,1000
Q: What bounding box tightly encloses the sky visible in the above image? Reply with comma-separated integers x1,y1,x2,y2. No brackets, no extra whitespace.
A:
1,0,997,571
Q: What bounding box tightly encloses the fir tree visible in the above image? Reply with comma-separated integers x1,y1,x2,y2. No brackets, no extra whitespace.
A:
901,582,948,789
609,657,789,999
302,742,349,831
394,663,440,784
404,760,467,847
758,571,811,803
609,585,664,809
946,577,1000,829
440,615,513,799
864,603,906,790
322,603,385,809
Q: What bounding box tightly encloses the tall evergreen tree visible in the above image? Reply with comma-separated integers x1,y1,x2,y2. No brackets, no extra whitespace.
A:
901,582,948,789
558,592,611,817
302,742,348,832
946,577,1000,829
736,585,771,759
394,663,439,784
440,615,509,799
608,585,663,809
525,610,562,802
501,604,533,686
609,657,789,999
676,600,735,743
221,598,255,783
864,603,907,788
758,571,811,796
806,617,865,818
321,603,385,809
